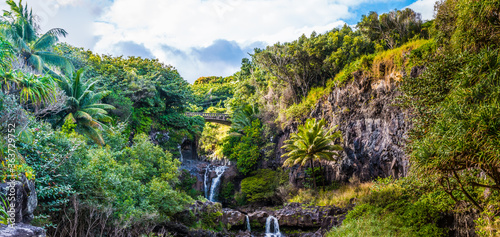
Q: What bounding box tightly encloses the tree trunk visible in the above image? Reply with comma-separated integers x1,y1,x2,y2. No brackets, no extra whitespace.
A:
310,159,317,191
319,161,325,191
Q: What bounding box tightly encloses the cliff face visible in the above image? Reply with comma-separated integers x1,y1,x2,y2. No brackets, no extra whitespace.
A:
278,69,418,185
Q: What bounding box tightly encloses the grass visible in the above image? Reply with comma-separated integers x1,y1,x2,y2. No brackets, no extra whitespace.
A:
288,177,452,236
371,39,431,79
326,205,415,237
323,177,451,237
288,182,373,208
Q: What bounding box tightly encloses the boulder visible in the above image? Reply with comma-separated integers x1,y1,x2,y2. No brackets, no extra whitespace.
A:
247,210,270,228
275,203,348,229
0,223,45,237
234,231,252,237
0,174,37,224
222,208,246,227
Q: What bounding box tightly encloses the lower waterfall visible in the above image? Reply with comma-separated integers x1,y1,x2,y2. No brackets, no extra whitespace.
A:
265,216,281,237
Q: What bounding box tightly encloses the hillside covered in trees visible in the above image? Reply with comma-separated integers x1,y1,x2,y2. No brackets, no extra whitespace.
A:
1,0,500,236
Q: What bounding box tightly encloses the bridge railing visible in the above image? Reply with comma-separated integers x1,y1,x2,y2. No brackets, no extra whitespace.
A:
185,112,231,121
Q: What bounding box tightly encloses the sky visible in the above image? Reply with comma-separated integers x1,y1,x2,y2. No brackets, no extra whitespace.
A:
0,0,437,83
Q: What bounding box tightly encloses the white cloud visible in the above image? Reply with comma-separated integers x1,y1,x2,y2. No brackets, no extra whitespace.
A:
406,0,436,21
1,0,429,83
94,0,353,51
92,0,367,82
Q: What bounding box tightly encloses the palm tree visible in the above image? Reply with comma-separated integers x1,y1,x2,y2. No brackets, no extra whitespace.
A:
281,118,343,190
15,71,57,106
230,104,259,136
2,0,73,76
58,68,115,145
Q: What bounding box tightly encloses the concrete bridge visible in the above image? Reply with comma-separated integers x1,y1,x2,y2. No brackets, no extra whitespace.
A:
185,112,231,125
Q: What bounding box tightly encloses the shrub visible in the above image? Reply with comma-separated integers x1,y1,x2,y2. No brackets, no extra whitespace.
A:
225,119,264,175
219,182,235,203
240,169,280,203
327,178,451,237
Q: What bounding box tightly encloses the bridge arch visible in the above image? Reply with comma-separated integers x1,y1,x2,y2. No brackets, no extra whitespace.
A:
185,112,231,125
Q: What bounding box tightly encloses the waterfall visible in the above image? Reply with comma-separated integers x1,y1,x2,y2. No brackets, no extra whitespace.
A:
246,215,251,232
208,166,227,202
204,165,211,199
265,216,281,237
178,144,183,162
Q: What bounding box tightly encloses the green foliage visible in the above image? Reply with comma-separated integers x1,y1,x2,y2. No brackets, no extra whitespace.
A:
230,104,259,136
401,44,500,214
234,191,247,206
12,72,57,106
52,45,197,150
199,119,230,159
434,0,500,51
60,117,76,134
191,76,236,110
0,195,8,224
220,182,234,203
327,178,451,237
75,133,191,223
282,118,342,190
17,121,85,217
58,68,115,145
2,0,73,76
225,119,263,175
240,169,281,203
304,167,324,189
357,8,426,50
177,169,202,199
280,39,429,126
475,211,500,237
254,25,374,104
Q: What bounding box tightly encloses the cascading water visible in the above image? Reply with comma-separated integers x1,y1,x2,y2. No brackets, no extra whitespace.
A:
246,215,251,232
208,166,227,202
265,216,281,237
177,144,183,162
204,165,211,199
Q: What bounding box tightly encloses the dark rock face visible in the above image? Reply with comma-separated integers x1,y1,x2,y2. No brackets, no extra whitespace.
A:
0,175,44,237
438,202,479,237
0,175,38,224
279,70,417,184
0,223,46,237
275,203,348,230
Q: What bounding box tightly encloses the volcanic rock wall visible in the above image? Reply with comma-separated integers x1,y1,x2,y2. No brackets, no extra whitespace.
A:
278,69,421,185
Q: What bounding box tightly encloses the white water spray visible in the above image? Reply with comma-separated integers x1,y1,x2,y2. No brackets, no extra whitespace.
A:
208,166,227,202
178,144,183,162
204,165,211,199
246,215,251,232
265,216,281,237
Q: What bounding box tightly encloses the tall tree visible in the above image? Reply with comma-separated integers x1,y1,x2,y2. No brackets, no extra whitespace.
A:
58,68,115,145
282,118,343,190
357,8,423,49
2,0,73,76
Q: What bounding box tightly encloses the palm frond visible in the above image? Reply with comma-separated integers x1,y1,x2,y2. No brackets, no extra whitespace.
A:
45,28,68,38
32,33,58,51
35,51,74,75
27,54,43,72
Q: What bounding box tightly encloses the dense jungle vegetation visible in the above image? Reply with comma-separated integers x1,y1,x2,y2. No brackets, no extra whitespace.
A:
0,0,499,236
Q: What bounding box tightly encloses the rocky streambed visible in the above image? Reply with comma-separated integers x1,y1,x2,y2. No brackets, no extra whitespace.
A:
158,200,352,237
